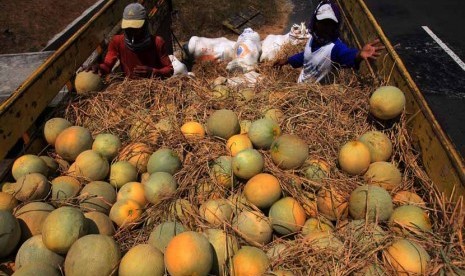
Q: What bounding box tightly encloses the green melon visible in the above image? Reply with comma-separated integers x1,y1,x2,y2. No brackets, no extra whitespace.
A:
349,185,393,222
39,156,59,176
206,109,240,139
339,219,386,245
144,172,177,204
92,133,121,160
13,263,61,276
13,173,50,202
109,161,138,188
232,149,264,180
247,118,281,149
358,131,393,162
232,210,272,245
43,117,72,146
55,126,93,161
147,148,182,175
240,120,252,134
0,210,21,258
270,134,309,170
211,156,234,188
269,197,306,235
84,211,115,236
69,150,109,181
74,71,103,95
15,202,55,241
204,228,239,276
199,199,233,226
304,231,343,253
364,162,402,191
51,175,81,201
12,154,49,181
148,221,186,253
79,181,116,214
15,235,64,270
369,86,406,120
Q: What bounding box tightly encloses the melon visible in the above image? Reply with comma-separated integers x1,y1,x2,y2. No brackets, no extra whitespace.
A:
269,197,306,235
204,229,239,276
155,118,174,133
69,150,109,181
248,118,281,149
64,234,121,276
231,246,270,276
211,156,234,188
181,121,206,139
51,175,81,201
13,263,61,276
169,199,197,222
129,118,154,140
164,231,213,276
383,239,430,275
79,181,116,214
369,86,406,120
301,218,333,236
211,85,230,100
354,264,386,276
43,117,72,146
119,142,152,173
266,243,287,259
0,192,18,211
15,235,64,270
243,173,282,209
41,207,87,254
338,141,371,175
119,244,165,276
226,134,253,156
349,185,393,222
316,187,348,221
264,108,284,123
92,133,121,160
84,211,115,235
14,202,54,241
240,120,252,134
55,126,93,161
303,159,330,183
109,161,137,188
304,231,343,252
266,270,295,276
232,210,272,245
393,191,426,207
144,172,177,204
199,199,233,226
206,109,240,139
358,131,393,162
236,88,255,103
147,148,182,175
117,181,147,206
339,219,386,245
300,191,318,217
13,173,50,202
232,149,264,179
270,134,309,170
12,154,48,181
389,205,432,234
39,156,59,175
0,210,21,258
148,221,186,253
109,199,142,227
364,162,402,191
196,181,224,203
74,71,103,94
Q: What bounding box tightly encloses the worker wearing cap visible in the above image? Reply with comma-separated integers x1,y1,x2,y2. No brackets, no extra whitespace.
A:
89,3,173,78
275,0,384,83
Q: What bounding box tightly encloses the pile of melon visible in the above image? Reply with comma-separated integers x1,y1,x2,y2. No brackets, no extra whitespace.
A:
0,65,461,276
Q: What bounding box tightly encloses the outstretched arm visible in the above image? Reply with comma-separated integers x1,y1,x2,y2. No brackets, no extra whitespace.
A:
355,39,385,64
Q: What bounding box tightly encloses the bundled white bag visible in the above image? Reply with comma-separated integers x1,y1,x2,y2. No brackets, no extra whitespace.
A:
186,36,235,62
169,55,188,76
226,28,262,72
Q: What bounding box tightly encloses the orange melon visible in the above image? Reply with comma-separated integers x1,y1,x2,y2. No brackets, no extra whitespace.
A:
51,175,81,201
389,205,432,234
349,185,393,222
181,121,206,140
338,141,371,175
147,148,182,175
74,71,103,94
269,197,306,235
204,228,239,276
148,221,186,253
0,192,18,212
15,235,64,270
119,142,152,173
119,244,165,276
270,134,309,170
64,234,121,276
248,118,281,149
383,239,430,275
55,126,93,161
92,133,121,160
300,191,318,217
84,211,115,236
69,150,109,181
226,134,253,156
117,181,147,206
243,173,282,209
0,210,21,258
144,172,177,204
79,181,117,214
109,198,142,227
316,187,348,221
369,86,406,120
364,162,402,191
392,191,426,207
232,210,272,245
109,161,137,188
211,156,234,188
13,173,50,202
43,117,72,146
41,206,87,254
12,154,48,181
14,202,54,241
199,199,233,226
232,149,264,180
358,131,393,162
164,231,213,276
206,109,240,139
231,246,270,276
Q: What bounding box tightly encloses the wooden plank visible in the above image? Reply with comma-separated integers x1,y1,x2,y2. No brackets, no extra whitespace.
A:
338,0,465,199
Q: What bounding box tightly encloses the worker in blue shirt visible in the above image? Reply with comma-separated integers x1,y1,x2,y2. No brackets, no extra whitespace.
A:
275,0,384,83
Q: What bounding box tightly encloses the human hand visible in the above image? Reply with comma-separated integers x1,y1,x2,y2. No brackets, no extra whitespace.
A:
273,57,288,68
359,39,385,60
83,64,101,74
133,65,154,78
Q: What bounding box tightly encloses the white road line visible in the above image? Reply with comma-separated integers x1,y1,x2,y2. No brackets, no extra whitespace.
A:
422,26,465,71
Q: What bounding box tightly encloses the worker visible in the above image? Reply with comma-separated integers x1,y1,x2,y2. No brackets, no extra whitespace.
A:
86,3,173,79
274,0,384,83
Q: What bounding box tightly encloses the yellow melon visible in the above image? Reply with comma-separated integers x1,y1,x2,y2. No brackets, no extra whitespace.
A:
266,270,295,276
211,156,234,188
231,246,270,276
388,205,432,234
181,121,206,140
84,211,115,236
12,154,49,181
264,108,285,123
301,218,333,235
232,210,272,245
144,172,177,204
248,118,281,149
199,199,233,226
41,207,87,254
74,71,103,94
244,173,282,209
79,181,117,214
51,175,81,201
358,131,393,162
117,181,147,206
55,126,93,161
14,202,55,241
148,221,186,253
369,86,406,120
119,142,152,173
164,231,213,276
232,149,264,180
15,235,64,270
109,161,138,188
349,185,393,222
147,148,182,175
226,134,253,156
270,134,309,170
364,162,402,191
204,228,239,276
109,199,142,227
92,133,121,160
0,210,21,258
13,173,50,202
206,109,241,139
240,120,252,134
269,197,306,235
64,234,121,276
383,239,430,275
119,244,165,276
316,187,348,221
0,192,18,212
338,141,371,175
69,150,109,181
43,117,72,146
392,191,426,207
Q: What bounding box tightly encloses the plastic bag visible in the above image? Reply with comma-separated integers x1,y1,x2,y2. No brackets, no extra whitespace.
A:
186,36,235,62
169,55,188,76
226,28,262,72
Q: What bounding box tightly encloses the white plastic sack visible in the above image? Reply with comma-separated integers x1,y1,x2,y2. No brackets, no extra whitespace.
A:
187,36,235,62
227,71,262,88
226,28,262,72
169,55,188,76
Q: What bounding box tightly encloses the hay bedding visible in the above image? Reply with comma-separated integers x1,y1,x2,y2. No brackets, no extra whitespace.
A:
58,53,465,275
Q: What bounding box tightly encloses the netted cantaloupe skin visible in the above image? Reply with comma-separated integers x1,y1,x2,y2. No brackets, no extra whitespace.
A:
74,71,103,95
